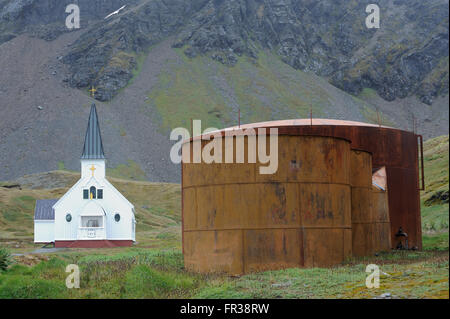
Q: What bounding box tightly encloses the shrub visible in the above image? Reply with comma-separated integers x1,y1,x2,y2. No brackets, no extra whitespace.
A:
0,247,11,272
124,264,194,298
0,275,67,299
6,264,32,276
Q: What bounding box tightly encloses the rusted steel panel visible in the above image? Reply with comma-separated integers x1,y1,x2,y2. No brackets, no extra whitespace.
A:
299,183,351,228
350,150,375,256
351,187,374,223
372,185,392,252
183,136,257,187
182,188,197,231
373,223,392,252
352,223,375,257
386,167,421,249
183,230,244,275
256,136,351,184
303,228,352,267
223,184,255,228
350,150,372,188
196,186,225,230
244,229,303,273
372,186,390,223
344,229,353,259
247,183,300,228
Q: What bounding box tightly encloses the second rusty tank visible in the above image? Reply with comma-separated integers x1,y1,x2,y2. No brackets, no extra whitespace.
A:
350,149,375,257
372,167,392,252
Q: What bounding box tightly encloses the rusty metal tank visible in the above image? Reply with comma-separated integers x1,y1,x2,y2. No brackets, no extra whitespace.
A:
210,119,423,250
182,133,353,275
350,149,375,256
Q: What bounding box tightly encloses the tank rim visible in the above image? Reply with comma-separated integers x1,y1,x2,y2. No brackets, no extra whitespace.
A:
182,118,416,144
183,131,353,144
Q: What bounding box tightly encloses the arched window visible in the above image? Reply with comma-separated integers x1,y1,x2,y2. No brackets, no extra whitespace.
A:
89,186,96,199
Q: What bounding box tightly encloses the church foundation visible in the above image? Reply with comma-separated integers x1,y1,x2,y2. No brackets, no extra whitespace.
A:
55,240,133,248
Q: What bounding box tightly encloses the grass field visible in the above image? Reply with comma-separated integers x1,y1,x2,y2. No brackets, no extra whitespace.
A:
421,135,449,251
0,136,448,299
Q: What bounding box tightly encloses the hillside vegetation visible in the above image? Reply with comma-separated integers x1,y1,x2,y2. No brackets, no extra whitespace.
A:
421,135,449,250
146,48,395,133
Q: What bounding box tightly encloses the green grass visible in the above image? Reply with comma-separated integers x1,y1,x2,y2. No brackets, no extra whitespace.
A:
0,249,202,299
146,50,232,132
124,264,195,298
421,135,449,204
196,250,448,299
0,248,446,299
420,135,449,252
0,275,67,299
422,204,449,231
106,160,148,181
359,104,395,127
423,233,449,251
421,135,449,235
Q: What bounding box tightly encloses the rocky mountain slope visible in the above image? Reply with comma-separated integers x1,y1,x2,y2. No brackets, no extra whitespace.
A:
2,0,447,103
0,0,448,182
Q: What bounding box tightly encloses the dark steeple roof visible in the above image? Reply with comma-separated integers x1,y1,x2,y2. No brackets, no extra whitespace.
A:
81,104,105,159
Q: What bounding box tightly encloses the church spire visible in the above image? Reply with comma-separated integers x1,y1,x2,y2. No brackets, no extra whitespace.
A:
81,104,105,159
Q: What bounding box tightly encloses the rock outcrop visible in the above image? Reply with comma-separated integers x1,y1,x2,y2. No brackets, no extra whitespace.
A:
1,0,448,103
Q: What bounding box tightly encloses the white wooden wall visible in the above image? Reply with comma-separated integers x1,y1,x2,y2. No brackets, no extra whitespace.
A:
34,221,55,243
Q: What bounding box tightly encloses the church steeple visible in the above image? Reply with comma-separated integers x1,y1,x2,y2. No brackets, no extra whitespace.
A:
81,104,105,159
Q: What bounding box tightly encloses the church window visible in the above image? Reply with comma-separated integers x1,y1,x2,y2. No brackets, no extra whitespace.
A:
66,213,72,222
97,189,103,199
90,186,96,199
81,216,103,228
114,213,121,222
83,189,89,199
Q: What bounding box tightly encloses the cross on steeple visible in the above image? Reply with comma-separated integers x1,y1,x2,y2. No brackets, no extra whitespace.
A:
89,86,97,98
89,164,96,177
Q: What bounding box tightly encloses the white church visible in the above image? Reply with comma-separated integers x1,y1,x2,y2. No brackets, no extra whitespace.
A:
34,104,136,248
